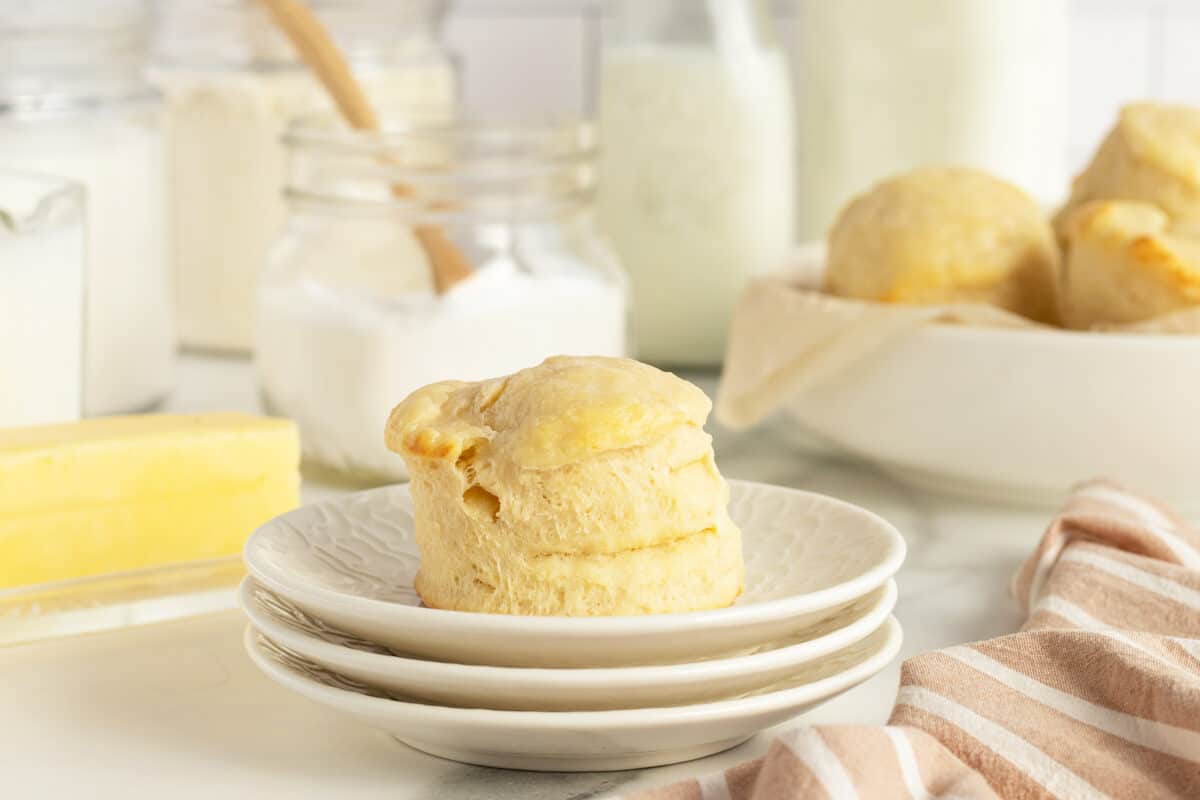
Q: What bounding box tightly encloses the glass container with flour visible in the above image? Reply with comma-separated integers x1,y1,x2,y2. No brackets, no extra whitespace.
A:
0,1,173,416
598,0,794,368
256,114,628,484
151,0,458,354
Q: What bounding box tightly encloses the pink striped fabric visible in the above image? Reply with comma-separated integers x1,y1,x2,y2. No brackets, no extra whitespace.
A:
630,480,1200,800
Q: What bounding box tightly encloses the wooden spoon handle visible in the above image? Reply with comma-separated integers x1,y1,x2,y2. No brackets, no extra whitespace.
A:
257,0,471,294
258,0,378,130
415,225,475,293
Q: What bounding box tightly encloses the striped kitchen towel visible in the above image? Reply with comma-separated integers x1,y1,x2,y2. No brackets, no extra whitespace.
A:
632,480,1200,799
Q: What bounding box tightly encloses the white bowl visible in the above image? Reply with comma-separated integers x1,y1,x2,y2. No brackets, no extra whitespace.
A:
786,322,1200,507
241,577,896,711
243,480,906,667
244,616,903,772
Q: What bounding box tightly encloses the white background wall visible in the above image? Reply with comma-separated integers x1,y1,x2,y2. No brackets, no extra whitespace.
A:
443,0,1200,179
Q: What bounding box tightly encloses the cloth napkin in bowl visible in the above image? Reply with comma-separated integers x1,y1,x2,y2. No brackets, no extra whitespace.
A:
716,246,1200,431
631,480,1200,799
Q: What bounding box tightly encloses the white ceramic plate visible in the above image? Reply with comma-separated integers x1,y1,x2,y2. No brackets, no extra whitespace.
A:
240,577,896,711
243,480,906,667
245,616,903,772
780,246,1200,508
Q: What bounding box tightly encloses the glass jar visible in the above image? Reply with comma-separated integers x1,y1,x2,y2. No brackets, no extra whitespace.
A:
0,0,174,416
150,0,459,354
598,0,794,368
256,113,628,485
0,170,85,427
796,0,1068,240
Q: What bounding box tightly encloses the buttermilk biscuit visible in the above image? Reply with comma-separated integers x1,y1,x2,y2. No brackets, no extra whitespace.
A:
1056,103,1200,238
825,167,1060,324
385,356,743,616
1061,199,1200,328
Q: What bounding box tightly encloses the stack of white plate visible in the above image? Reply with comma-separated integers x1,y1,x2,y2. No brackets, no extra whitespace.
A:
241,479,906,771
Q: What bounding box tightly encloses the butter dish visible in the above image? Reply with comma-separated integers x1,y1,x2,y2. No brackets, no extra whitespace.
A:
0,413,300,644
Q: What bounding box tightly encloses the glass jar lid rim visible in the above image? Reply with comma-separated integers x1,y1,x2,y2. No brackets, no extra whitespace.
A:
283,110,600,221
284,110,599,158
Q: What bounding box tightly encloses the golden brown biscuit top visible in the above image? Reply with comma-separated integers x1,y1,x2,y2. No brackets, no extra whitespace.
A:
825,166,1049,301
1066,199,1200,286
385,356,711,470
1120,103,1200,186
1066,198,1169,242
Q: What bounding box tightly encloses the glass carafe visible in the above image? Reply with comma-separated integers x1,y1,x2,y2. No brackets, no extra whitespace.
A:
598,0,795,368
796,0,1069,239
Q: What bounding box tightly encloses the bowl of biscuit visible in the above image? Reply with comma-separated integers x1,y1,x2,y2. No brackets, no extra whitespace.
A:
243,356,905,771
719,102,1200,508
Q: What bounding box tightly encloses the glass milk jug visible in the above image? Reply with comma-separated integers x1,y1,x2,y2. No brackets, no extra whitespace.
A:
598,0,795,368
796,0,1069,239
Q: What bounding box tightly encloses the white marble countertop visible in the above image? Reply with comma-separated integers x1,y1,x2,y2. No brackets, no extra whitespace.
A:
0,355,1052,798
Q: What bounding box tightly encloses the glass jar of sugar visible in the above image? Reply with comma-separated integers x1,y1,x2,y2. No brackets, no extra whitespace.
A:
150,0,458,354
0,170,85,427
256,113,628,485
598,0,795,368
0,1,174,416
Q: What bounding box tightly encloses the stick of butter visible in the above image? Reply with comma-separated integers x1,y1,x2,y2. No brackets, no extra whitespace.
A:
0,413,300,589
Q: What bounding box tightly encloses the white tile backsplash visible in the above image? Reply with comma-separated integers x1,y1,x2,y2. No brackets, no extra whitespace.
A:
444,0,1200,177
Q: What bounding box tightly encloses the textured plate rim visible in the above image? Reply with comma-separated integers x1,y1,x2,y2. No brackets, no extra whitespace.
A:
243,479,907,636
243,616,903,729
240,577,897,686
